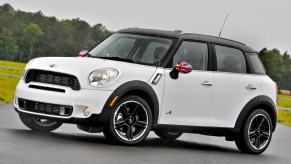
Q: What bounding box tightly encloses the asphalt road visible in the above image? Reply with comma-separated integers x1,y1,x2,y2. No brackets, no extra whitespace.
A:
1,103,291,164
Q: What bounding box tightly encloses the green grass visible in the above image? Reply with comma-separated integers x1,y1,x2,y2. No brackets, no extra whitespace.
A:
0,68,23,75
0,75,21,104
277,94,291,126
277,100,291,108
278,110,291,126
0,60,25,104
0,60,26,68
278,94,291,99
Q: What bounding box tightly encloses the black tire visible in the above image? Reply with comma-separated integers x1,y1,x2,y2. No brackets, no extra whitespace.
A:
105,95,153,145
19,114,62,132
235,109,273,154
154,130,183,140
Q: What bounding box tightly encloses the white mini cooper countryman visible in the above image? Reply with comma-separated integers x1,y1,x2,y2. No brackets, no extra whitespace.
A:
14,28,277,154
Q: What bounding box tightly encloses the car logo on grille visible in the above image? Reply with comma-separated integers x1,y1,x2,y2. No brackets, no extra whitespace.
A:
49,64,56,68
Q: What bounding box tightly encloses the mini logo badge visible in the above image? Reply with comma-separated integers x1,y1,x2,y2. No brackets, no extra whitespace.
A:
49,64,56,68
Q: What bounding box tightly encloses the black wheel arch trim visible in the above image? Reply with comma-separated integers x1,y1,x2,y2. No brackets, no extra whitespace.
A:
235,95,277,132
103,80,159,124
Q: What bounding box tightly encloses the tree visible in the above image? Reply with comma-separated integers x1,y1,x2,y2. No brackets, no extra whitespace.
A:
0,28,18,51
22,23,43,59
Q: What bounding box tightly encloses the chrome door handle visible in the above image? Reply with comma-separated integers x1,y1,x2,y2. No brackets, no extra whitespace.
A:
246,84,257,90
201,81,212,86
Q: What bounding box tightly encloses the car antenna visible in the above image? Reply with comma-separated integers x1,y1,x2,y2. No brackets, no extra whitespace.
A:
219,13,229,37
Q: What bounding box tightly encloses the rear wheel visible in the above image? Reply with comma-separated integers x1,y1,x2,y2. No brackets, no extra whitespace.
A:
154,130,183,140
235,109,273,154
19,114,62,132
104,95,152,145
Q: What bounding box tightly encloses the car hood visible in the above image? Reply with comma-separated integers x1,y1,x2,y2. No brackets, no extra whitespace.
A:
27,57,157,90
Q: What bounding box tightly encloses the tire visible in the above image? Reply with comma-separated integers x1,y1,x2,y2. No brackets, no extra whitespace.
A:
154,130,183,140
105,95,153,145
235,109,273,154
19,114,62,132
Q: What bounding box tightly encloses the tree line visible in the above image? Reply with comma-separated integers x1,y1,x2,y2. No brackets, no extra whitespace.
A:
0,3,290,90
258,48,291,90
0,3,111,62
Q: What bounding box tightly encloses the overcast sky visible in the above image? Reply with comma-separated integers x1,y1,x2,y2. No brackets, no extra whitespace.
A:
0,0,290,54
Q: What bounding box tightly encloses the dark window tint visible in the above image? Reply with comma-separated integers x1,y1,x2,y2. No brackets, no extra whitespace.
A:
215,45,246,73
173,41,208,70
248,53,266,75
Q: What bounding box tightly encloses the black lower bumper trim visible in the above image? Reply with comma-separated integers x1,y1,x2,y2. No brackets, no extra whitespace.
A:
15,107,112,126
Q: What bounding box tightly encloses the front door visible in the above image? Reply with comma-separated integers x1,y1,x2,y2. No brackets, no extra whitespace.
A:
160,41,214,126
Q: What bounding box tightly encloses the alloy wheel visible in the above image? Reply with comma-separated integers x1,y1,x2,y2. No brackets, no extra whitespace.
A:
113,101,149,141
248,114,271,150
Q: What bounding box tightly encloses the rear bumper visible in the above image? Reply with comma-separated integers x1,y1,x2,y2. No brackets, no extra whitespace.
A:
14,79,113,121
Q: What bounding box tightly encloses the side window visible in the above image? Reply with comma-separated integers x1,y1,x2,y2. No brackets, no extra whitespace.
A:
215,45,247,73
247,53,266,75
172,41,208,71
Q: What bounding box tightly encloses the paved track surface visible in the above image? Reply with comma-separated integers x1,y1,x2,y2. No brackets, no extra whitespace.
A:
1,103,291,164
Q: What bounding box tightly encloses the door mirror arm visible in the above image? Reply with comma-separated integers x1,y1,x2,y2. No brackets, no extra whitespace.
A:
170,67,179,79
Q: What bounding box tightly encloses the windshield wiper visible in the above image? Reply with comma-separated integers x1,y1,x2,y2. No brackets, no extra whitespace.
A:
95,57,135,63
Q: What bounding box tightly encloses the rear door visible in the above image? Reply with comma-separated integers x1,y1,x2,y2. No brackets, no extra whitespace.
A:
208,45,258,128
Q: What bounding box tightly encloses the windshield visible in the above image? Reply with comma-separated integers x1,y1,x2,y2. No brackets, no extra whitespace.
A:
88,33,173,65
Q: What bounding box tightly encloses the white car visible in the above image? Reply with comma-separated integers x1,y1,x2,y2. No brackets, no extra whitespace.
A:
14,28,277,154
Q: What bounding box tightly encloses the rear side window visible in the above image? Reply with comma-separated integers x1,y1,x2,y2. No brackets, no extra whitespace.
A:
172,41,208,71
215,45,247,73
247,53,266,75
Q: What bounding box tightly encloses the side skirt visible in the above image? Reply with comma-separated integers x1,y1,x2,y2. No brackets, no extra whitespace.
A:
152,124,239,137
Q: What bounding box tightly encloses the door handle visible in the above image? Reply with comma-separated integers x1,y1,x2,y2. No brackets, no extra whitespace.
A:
201,81,212,86
246,84,257,90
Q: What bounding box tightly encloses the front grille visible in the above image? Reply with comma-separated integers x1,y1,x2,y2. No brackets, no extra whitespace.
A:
18,98,73,116
25,69,81,90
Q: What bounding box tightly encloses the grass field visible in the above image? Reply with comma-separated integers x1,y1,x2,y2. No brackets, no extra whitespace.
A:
279,94,291,99
0,60,26,68
0,60,25,104
278,110,291,126
0,60,291,126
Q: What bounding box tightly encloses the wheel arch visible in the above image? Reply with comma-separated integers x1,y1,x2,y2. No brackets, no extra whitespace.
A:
235,95,277,132
103,80,159,124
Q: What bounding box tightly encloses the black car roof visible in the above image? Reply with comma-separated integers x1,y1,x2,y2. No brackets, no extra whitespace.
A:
117,28,256,52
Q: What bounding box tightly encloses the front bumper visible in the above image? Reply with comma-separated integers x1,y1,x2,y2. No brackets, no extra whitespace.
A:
14,79,113,120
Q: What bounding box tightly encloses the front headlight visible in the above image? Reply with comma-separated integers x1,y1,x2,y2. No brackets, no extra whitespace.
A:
89,69,119,87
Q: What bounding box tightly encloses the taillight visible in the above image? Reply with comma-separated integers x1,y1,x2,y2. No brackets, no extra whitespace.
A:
275,82,278,102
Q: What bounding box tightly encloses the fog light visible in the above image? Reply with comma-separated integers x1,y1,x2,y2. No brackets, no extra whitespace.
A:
84,107,91,116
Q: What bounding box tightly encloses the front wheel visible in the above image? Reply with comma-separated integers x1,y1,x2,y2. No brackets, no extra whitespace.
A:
235,109,273,154
154,130,183,140
19,114,62,132
104,95,153,145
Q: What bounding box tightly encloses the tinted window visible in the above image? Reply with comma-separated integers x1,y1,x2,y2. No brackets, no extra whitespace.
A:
173,41,208,70
248,53,266,74
215,45,247,73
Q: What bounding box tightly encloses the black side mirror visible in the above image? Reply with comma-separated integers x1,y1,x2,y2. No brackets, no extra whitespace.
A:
170,61,192,79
